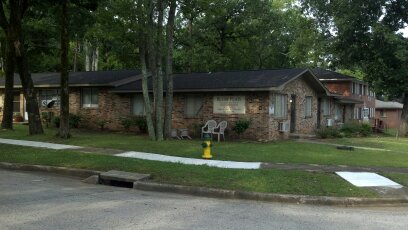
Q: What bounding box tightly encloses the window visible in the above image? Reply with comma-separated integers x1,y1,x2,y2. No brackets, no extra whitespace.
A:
322,98,330,116
380,110,387,117
335,105,342,121
270,94,287,118
39,89,60,108
132,94,145,116
185,95,203,117
81,88,99,108
13,92,20,113
304,96,312,117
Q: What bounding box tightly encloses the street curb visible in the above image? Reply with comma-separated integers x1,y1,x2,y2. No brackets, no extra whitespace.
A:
0,162,101,178
133,181,408,207
1,162,407,207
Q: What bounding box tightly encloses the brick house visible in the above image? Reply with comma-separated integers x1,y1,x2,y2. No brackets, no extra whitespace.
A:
375,100,403,129
313,68,376,125
0,68,373,140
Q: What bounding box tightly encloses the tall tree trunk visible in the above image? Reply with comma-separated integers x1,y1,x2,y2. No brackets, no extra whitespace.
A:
13,14,43,135
146,0,159,140
94,46,99,71
164,0,176,139
187,15,193,73
58,0,70,138
73,34,78,72
399,93,408,136
138,0,155,140
14,41,44,135
1,35,15,130
84,40,90,71
154,0,164,141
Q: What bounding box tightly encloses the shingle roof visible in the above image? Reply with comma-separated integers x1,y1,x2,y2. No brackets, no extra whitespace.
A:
112,68,320,92
375,100,403,109
312,68,355,80
0,70,142,88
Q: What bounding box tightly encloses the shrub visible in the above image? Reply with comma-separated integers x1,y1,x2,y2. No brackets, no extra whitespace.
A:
340,122,372,137
53,114,82,128
53,116,60,128
232,119,251,137
316,127,341,139
120,117,133,132
132,116,147,133
96,119,111,131
360,123,372,137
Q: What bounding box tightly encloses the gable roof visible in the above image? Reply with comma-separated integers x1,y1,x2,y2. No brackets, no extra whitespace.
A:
111,68,328,94
312,68,356,81
0,70,142,88
376,100,403,109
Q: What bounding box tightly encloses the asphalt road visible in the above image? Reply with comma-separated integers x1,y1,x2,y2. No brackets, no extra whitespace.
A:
0,169,407,230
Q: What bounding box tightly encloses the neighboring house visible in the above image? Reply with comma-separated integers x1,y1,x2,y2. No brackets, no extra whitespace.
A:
375,100,403,129
0,68,373,140
313,68,376,124
0,69,141,123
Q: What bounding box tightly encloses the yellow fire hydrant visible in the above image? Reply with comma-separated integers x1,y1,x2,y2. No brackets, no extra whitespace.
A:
201,134,213,159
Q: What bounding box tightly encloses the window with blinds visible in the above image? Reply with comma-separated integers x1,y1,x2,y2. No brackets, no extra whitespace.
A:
185,95,203,117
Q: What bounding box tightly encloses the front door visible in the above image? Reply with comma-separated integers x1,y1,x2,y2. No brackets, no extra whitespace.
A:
317,98,321,129
290,94,296,133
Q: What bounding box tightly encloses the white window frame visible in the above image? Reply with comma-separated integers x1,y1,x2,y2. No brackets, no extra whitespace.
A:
81,88,99,108
270,94,288,118
185,95,203,117
39,89,60,108
322,98,330,116
304,96,312,118
132,94,145,116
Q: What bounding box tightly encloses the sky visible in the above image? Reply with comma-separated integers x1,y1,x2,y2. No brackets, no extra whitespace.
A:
398,25,408,38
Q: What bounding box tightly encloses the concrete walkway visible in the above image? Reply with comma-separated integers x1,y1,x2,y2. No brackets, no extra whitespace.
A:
116,151,261,169
0,138,82,150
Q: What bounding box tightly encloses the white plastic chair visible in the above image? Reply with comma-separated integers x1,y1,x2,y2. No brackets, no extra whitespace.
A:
201,120,217,139
212,120,227,142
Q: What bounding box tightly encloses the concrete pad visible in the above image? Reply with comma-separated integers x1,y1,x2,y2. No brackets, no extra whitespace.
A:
100,170,150,183
115,151,261,169
0,138,82,150
82,175,100,184
336,172,403,188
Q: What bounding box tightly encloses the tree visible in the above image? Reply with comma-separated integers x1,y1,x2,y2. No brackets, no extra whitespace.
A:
58,0,70,138
57,0,97,138
0,0,44,134
137,0,178,141
301,0,408,135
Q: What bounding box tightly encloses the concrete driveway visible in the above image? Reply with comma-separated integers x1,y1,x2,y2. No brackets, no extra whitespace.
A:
0,169,407,230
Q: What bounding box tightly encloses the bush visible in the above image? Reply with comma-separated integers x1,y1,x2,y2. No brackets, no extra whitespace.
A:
95,119,111,131
132,116,147,133
340,122,372,137
360,123,372,137
69,114,81,128
120,117,133,132
316,127,341,139
53,114,82,128
232,119,251,137
53,116,60,128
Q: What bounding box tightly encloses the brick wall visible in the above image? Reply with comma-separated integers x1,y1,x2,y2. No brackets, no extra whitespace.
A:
1,77,326,140
375,109,402,129
172,92,270,140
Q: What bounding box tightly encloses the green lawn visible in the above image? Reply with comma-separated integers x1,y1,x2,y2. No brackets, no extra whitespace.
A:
1,125,408,168
321,136,408,153
0,144,375,197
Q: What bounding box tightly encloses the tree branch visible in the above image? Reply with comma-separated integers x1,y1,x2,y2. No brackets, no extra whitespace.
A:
0,1,9,30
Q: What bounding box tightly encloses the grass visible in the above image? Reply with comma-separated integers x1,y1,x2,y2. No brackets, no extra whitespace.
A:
1,125,408,168
384,173,408,187
0,144,375,197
